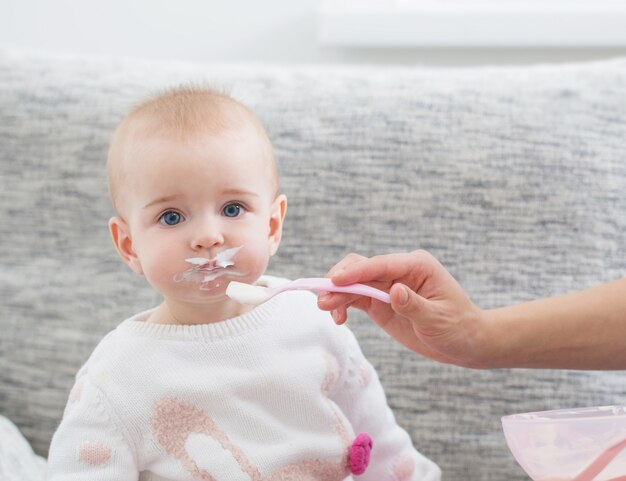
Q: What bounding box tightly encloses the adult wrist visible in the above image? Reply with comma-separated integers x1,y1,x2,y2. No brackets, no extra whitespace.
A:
469,307,512,369
450,307,501,370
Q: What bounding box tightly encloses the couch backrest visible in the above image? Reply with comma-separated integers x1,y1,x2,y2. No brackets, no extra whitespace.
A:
1,48,625,480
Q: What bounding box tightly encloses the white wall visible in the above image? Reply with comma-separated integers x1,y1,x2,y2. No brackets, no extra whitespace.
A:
2,0,626,65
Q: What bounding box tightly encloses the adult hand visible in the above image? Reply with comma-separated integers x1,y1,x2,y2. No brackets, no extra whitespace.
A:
317,250,490,368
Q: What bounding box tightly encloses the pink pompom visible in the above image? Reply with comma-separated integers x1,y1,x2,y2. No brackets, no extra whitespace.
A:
349,432,373,475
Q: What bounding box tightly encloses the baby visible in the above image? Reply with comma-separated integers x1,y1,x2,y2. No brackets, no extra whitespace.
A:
46,87,441,481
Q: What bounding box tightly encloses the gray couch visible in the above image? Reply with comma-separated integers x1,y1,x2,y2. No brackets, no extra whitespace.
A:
1,47,625,480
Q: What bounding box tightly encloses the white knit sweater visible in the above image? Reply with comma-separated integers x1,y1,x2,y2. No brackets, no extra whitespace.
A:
47,276,441,481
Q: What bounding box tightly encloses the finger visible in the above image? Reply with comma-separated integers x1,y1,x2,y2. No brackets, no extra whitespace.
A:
331,293,376,325
389,283,432,332
386,285,458,362
332,251,425,286
331,307,348,325
319,293,376,321
324,252,367,278
328,303,351,324
317,291,361,311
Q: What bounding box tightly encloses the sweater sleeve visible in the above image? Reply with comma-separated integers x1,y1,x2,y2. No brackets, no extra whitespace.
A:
46,376,139,481
331,327,441,481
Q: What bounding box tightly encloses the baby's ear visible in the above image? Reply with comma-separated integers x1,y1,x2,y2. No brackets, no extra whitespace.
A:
108,216,144,275
268,194,287,256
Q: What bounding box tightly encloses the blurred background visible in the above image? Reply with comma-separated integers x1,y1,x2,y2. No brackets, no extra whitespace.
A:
2,0,626,66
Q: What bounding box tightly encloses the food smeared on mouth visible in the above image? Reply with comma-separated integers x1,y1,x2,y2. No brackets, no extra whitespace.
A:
174,246,244,289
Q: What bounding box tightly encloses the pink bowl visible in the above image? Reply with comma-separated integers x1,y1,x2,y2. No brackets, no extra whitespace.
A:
502,406,626,481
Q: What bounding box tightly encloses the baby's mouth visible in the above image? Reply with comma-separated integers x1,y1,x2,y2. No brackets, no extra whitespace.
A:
174,246,243,285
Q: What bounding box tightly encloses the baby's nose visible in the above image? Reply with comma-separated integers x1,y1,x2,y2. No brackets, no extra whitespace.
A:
191,219,224,250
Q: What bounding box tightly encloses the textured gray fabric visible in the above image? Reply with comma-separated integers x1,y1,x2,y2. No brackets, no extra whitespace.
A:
1,47,626,480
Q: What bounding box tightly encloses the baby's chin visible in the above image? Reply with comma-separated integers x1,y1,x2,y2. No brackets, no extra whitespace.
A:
160,284,230,308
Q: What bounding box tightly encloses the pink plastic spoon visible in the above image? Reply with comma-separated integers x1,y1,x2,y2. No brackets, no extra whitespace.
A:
226,278,391,306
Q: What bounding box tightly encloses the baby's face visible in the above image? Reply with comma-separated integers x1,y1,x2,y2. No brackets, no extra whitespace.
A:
111,125,285,305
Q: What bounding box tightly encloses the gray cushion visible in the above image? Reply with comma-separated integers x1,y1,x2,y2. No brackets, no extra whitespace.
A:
1,47,625,480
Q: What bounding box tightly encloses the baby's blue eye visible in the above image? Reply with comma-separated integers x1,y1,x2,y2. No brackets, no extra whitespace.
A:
223,203,242,218
159,211,183,226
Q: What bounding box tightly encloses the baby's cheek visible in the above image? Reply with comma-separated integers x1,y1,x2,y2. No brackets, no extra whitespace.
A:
143,259,180,293
237,247,270,281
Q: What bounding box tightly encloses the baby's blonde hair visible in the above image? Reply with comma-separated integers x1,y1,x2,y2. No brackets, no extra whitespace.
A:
107,85,277,214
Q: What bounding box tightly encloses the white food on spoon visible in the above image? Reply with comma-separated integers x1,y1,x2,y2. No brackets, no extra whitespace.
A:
225,282,272,305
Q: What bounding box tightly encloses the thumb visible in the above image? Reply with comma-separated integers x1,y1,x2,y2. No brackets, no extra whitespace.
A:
390,283,430,323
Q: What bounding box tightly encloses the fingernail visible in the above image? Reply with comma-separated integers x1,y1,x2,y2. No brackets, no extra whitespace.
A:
333,268,345,278
397,286,409,306
331,310,340,323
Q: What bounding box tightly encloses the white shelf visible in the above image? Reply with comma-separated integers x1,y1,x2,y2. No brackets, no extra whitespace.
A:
317,1,626,47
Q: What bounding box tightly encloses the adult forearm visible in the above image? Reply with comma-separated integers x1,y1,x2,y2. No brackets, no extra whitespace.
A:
482,277,626,369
